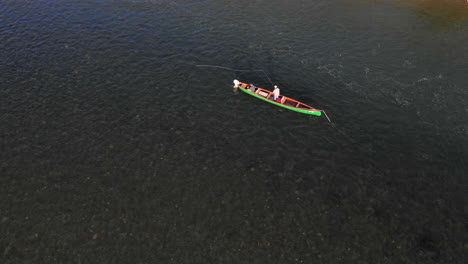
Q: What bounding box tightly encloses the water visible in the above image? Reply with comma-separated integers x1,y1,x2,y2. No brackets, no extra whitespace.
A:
1,0,467,263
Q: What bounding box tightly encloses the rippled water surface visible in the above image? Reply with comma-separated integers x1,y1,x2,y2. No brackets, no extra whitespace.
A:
1,0,468,263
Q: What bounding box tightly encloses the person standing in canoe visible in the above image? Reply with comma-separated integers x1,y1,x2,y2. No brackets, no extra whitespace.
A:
273,85,280,101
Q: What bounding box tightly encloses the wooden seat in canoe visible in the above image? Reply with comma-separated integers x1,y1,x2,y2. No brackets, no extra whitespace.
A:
258,91,269,97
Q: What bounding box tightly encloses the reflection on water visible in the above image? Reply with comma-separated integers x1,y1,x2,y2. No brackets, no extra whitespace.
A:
344,0,468,29
406,0,468,29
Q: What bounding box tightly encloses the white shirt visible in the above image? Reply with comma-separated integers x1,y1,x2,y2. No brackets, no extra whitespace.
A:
273,87,280,97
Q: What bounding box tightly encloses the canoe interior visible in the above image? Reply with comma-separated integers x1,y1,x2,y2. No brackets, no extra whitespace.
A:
237,82,321,115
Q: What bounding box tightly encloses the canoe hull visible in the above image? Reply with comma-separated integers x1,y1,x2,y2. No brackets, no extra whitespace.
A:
236,81,322,116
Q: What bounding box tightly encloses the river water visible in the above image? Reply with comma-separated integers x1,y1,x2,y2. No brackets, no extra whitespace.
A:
1,0,467,263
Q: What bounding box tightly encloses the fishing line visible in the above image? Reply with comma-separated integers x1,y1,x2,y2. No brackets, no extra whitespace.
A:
0,65,29,72
195,64,274,87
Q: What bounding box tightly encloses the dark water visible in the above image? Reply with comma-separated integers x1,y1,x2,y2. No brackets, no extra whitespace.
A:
1,0,468,263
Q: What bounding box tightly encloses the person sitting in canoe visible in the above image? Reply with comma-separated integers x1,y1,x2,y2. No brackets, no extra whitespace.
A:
273,85,280,101
249,83,256,92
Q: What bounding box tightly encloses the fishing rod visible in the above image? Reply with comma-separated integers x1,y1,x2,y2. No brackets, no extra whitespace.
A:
321,110,333,124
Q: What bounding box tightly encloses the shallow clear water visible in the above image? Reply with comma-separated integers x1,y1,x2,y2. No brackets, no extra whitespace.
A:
1,0,467,263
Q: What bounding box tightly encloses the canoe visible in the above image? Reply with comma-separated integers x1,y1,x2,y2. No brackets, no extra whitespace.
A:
234,80,322,116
